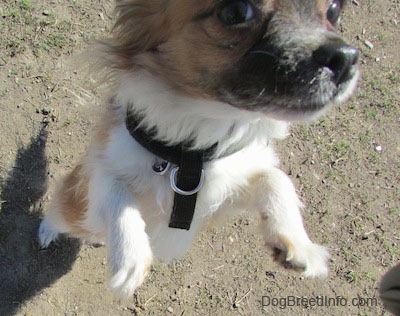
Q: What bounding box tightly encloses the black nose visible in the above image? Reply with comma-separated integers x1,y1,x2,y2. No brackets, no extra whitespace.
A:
313,39,359,85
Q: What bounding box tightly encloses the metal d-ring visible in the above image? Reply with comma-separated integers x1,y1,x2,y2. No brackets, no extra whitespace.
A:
169,166,205,196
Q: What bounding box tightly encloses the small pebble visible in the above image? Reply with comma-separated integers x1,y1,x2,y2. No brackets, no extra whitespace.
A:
364,40,374,49
42,107,52,115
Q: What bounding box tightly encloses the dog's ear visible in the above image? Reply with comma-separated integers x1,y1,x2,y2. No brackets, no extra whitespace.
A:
114,0,170,52
100,0,171,68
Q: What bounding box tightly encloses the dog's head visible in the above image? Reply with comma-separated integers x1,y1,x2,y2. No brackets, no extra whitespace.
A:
107,0,359,120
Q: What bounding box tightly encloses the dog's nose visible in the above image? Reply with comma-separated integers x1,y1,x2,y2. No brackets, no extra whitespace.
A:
313,40,359,85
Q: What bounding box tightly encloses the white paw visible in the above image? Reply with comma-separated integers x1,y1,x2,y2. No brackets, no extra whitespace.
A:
108,250,153,298
38,219,59,248
287,242,330,278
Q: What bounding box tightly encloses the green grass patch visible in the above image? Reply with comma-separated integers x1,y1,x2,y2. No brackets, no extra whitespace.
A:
19,0,31,10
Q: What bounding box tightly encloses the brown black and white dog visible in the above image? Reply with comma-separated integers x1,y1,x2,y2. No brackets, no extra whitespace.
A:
38,0,359,297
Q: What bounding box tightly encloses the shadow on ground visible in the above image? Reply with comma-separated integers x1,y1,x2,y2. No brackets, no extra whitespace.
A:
0,125,80,315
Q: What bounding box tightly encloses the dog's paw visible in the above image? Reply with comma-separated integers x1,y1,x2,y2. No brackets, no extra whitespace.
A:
287,242,330,278
38,219,59,248
109,251,153,298
274,234,330,278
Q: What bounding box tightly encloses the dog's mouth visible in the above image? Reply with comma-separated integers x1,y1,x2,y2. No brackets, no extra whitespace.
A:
216,35,359,121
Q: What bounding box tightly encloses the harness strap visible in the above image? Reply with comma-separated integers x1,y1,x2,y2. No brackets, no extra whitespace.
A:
125,112,216,230
169,149,203,229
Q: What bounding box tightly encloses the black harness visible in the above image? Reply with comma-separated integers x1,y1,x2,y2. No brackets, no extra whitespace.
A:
125,112,218,230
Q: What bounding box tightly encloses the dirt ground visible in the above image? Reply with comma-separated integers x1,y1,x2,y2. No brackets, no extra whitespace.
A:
0,0,399,315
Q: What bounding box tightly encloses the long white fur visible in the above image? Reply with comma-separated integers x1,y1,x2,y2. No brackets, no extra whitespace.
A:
38,68,354,297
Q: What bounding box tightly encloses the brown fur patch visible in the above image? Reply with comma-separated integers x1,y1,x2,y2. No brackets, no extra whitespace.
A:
58,163,90,236
93,101,123,151
102,0,212,69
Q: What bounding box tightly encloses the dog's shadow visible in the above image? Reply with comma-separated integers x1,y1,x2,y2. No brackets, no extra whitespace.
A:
0,125,80,315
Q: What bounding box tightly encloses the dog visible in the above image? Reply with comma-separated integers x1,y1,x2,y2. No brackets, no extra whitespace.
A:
38,0,359,298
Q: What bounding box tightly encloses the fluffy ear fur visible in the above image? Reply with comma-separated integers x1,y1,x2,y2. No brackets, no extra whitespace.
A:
98,0,171,69
114,0,170,52
98,0,210,71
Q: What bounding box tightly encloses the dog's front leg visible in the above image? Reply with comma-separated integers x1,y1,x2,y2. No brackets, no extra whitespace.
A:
108,206,153,298
92,178,153,298
252,168,330,277
107,203,153,298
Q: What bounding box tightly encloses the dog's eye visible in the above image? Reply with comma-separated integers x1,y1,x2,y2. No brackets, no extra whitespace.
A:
326,0,342,26
218,0,254,25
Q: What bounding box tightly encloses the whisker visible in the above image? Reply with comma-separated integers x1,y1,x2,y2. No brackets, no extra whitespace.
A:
250,50,278,58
